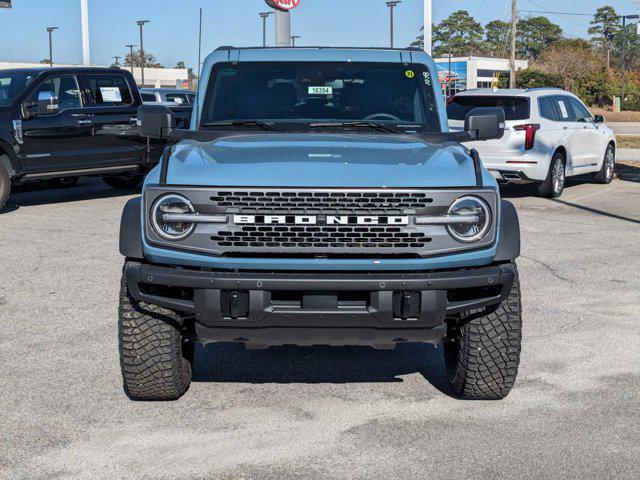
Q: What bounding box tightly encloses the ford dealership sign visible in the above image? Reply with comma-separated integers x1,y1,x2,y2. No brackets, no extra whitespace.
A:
265,0,300,11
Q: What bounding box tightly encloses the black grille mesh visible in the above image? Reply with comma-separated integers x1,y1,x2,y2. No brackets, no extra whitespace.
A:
211,226,432,250
211,191,434,215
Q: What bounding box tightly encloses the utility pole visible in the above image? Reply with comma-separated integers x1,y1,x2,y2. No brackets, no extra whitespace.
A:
46,27,58,67
112,56,121,67
509,0,517,88
423,0,432,54
137,20,150,87
198,8,203,75
621,15,639,110
259,12,273,47
291,35,300,47
125,44,137,76
386,1,401,48
81,0,90,65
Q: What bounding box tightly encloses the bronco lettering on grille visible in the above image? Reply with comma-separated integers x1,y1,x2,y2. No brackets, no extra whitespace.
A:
233,215,410,226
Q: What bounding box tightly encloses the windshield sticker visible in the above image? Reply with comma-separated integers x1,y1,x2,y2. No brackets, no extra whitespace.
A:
405,70,415,79
558,100,569,119
220,68,238,77
308,86,333,95
423,71,431,86
100,87,122,102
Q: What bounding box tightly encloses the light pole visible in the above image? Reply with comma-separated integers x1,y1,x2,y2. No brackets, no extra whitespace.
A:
46,27,59,67
259,12,273,47
125,44,137,76
137,20,150,87
291,35,300,47
112,56,121,67
621,14,639,110
386,1,401,48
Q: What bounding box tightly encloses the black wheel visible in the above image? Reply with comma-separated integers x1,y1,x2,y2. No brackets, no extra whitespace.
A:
0,156,11,211
51,176,79,188
103,174,143,190
444,263,522,400
118,276,193,401
538,152,566,198
592,144,615,184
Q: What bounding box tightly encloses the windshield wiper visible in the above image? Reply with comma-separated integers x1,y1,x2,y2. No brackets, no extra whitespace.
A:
309,121,403,134
202,120,280,131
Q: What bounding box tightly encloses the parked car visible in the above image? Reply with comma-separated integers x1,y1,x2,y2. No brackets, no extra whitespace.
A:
0,67,185,209
118,46,523,402
447,88,617,198
140,88,195,105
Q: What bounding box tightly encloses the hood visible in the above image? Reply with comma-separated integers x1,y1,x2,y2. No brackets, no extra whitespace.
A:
165,133,481,188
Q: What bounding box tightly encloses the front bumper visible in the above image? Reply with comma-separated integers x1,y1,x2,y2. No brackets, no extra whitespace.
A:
124,261,516,347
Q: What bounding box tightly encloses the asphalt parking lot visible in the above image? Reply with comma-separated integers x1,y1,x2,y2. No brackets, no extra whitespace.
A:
1,171,639,480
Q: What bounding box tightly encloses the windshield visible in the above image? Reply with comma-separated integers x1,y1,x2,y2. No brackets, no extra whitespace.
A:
0,72,37,106
448,96,530,121
201,62,441,132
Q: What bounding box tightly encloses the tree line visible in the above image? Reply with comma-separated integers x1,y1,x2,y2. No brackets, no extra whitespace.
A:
413,6,640,109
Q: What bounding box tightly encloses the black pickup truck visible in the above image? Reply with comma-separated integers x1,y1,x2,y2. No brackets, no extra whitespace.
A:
0,67,192,209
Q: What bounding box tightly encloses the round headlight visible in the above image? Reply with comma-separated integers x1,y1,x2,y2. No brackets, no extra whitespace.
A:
446,196,492,243
151,194,196,240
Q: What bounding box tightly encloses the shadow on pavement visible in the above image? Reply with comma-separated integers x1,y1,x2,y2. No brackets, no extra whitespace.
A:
193,342,456,397
1,178,138,212
616,162,640,183
551,198,640,225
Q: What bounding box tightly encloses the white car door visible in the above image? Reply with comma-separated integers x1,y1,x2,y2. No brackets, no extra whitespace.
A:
552,96,581,172
566,96,604,173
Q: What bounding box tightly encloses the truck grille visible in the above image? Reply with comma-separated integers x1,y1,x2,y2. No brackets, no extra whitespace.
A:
144,187,499,259
211,190,434,215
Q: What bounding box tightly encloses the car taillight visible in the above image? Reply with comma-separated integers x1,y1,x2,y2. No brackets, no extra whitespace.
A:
514,124,540,150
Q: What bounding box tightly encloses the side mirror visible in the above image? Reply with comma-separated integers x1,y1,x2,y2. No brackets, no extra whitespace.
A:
137,104,176,139
37,91,59,115
464,107,506,141
594,114,605,124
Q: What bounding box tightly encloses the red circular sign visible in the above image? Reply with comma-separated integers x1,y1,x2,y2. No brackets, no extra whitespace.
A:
265,0,300,11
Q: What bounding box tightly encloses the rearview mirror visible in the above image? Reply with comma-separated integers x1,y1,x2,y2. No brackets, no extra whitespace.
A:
137,104,176,139
37,91,59,115
464,107,506,141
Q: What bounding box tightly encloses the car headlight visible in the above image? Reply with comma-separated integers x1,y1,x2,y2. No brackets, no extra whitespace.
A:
151,194,196,240
446,196,492,243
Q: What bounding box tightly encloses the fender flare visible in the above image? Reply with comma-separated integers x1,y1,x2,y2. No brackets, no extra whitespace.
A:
119,197,145,260
495,200,521,262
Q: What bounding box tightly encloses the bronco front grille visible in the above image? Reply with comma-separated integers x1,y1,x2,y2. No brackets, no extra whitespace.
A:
144,187,499,259
211,190,434,215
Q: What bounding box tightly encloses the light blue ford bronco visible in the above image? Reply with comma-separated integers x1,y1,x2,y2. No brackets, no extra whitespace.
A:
118,47,522,401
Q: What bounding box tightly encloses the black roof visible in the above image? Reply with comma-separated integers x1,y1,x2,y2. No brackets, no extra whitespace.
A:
1,66,129,76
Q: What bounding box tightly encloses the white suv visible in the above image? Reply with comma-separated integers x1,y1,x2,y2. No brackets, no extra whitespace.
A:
448,88,617,198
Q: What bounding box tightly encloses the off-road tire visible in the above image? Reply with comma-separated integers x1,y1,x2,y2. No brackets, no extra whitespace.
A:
103,174,143,190
118,277,193,401
0,156,11,211
592,144,615,184
444,263,522,400
538,152,566,198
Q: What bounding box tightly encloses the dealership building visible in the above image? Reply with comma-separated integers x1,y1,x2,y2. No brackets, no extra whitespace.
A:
433,56,529,94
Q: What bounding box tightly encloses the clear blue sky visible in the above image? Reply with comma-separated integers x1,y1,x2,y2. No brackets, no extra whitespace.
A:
0,0,638,69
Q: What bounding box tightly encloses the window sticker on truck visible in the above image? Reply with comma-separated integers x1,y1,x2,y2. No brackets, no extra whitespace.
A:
308,86,333,95
100,86,122,103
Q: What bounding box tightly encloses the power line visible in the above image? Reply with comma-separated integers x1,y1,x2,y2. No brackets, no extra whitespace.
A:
518,10,592,17
524,0,589,29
